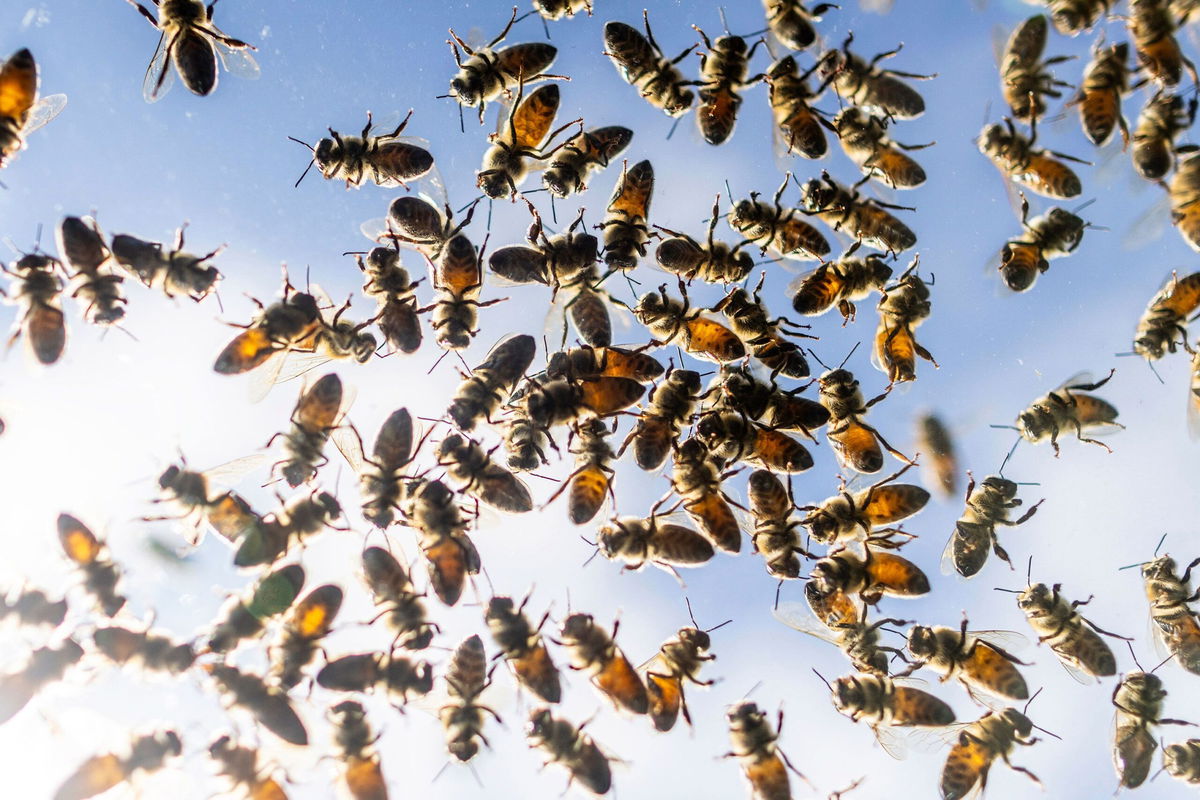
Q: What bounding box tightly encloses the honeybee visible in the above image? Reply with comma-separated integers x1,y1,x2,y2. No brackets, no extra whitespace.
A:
1013,369,1122,455
353,245,422,355
489,202,597,290
0,48,66,170
147,454,267,545
1133,271,1200,360
268,583,343,691
764,0,835,51
233,489,343,568
526,708,613,795
93,625,196,674
207,563,305,654
728,175,830,262
543,125,634,198
801,463,928,548
1132,91,1196,180
915,413,957,499
290,110,433,190
906,619,1030,701
208,735,289,800
305,297,378,367
603,12,695,118
766,55,834,160
56,216,126,327
556,612,649,714
379,194,472,261
828,672,956,746
206,664,308,745
943,475,1042,578
446,7,559,124
692,27,764,146
1191,347,1200,437
833,108,931,189
666,437,742,553
1141,555,1200,675
622,368,703,471
642,613,722,731
1129,0,1196,87
446,334,536,432
656,197,753,285
1000,15,1073,121
0,587,67,629
269,373,346,488
777,601,908,676
995,193,1090,293
634,281,746,362
477,84,578,199
1163,739,1200,786
57,513,125,617
714,365,830,433
127,0,258,101
1072,40,1130,146
4,251,66,366
818,368,910,474
486,595,563,703
109,226,222,301
819,33,933,120
213,272,323,376
533,0,592,21
789,244,892,321
329,701,388,800
873,259,936,385
1113,671,1193,788
595,510,717,573
798,172,917,255
545,345,665,385
358,547,437,651
503,408,554,471
695,408,815,473
403,478,481,607
441,634,500,762
317,651,434,704
1012,581,1123,680
331,409,417,530
977,115,1086,200
523,374,645,429
426,234,498,352
724,702,806,800
1170,148,1200,252
599,159,655,271
54,730,182,800
940,708,1042,800
542,418,616,525
1043,0,1111,35
810,546,931,607
747,470,807,580
0,638,84,726
437,433,533,513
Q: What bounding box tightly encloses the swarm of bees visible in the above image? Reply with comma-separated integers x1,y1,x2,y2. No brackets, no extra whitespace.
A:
9,1,1200,799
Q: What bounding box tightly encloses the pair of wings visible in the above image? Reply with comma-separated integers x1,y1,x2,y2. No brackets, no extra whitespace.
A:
142,27,259,103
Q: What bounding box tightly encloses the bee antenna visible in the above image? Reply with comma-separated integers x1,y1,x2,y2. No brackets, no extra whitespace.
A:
725,179,734,206
1072,198,1097,214
287,135,314,153
1147,360,1165,384
990,424,1019,431
811,668,833,692
739,680,763,701
707,619,733,633
1117,560,1149,571
1150,653,1174,673
1026,554,1033,585
837,341,860,369
685,596,699,628
1154,532,1168,556
1126,640,1146,672
992,587,1021,593
997,435,1020,476
1023,687,1044,714
807,348,831,370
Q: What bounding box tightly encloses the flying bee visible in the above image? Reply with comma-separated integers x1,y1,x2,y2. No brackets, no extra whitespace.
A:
763,0,835,51
819,33,933,120
1133,271,1200,360
504,408,554,471
3,251,66,366
0,48,67,170
906,619,1030,701
810,546,931,606
712,364,830,433
526,708,613,795
1132,91,1196,180
269,373,346,488
798,172,917,255
353,245,422,355
205,664,308,745
53,729,182,800
801,463,928,549
542,418,617,525
489,202,597,290
828,672,956,751
57,513,125,616
544,345,664,385
207,563,305,654
1072,40,1130,146
557,613,648,714
818,368,910,474
110,225,222,301
599,159,655,271
403,478,481,607
977,115,1086,200
691,26,764,146
656,195,754,284
995,193,1090,292
1170,148,1200,252
1043,0,1111,35
543,125,634,198
694,408,815,473
445,7,559,124
833,107,931,189
0,638,84,726
766,55,834,160
623,368,704,471
873,258,936,386
999,15,1074,121
603,12,695,118
1012,369,1122,455
940,707,1043,800
915,412,957,499
447,334,536,432
147,453,267,545
595,509,717,573
634,280,746,363
290,109,434,189
747,469,807,580
667,437,743,553
441,634,501,762
268,583,343,691
93,625,196,674
233,489,343,568
523,374,645,429
0,587,67,629
943,475,1041,578
729,174,830,262
486,595,563,703
127,0,258,101
317,651,434,704
789,243,892,321
724,702,807,800
1129,0,1196,88
213,272,323,376
1141,554,1200,675
379,194,473,262
56,216,126,327
477,83,579,199
208,735,289,800
1113,671,1193,788
437,433,534,513
642,611,723,732
1011,581,1124,680
533,0,592,21
328,701,388,800
776,601,908,677
360,547,437,651
1163,739,1200,786
309,297,378,365
425,235,499,351
332,408,418,530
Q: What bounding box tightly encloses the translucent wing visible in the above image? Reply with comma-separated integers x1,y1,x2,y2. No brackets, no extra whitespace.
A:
1186,352,1200,439
772,601,838,645
143,33,175,103
20,94,66,136
874,724,910,760
939,531,960,577
971,630,1030,653
360,217,390,243
1054,652,1097,685
331,424,368,475
1121,194,1170,252
215,41,261,81
202,453,270,489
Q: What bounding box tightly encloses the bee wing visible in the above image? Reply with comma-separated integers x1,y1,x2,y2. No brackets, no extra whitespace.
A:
1186,352,1200,440
360,217,390,243
214,40,260,81
939,530,960,577
1053,652,1099,685
200,453,270,491
786,264,824,298
1121,195,1170,252
873,724,910,760
330,424,368,476
247,351,331,404
19,93,66,136
143,32,175,103
970,630,1030,653
771,601,838,645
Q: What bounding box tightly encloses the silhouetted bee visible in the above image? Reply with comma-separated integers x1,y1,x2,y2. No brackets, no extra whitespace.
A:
766,55,834,160
329,700,389,800
728,174,830,262
623,368,704,471
441,634,502,762
633,280,746,363
692,26,764,145
477,83,579,199
764,1,835,51
713,365,829,434
526,708,613,795
557,612,649,714
543,125,634,198
604,12,695,117
747,469,809,580
317,651,434,705
332,408,418,530
694,408,814,473
206,664,308,745
4,251,66,366
447,334,537,432
354,245,423,355
93,624,196,674
269,584,343,691
208,735,289,800
798,172,917,255
54,729,181,800
360,546,438,651
595,510,716,573
713,275,814,379
268,373,346,488
819,32,933,119
656,196,754,284
403,478,481,607
206,563,305,654
291,110,434,189
0,638,83,725
486,595,563,703
56,215,126,327
669,437,743,553
437,433,534,514
110,226,222,302
544,418,618,525
0,586,67,629
599,159,655,271
57,513,125,617
642,610,723,731
0,48,67,170
725,702,808,800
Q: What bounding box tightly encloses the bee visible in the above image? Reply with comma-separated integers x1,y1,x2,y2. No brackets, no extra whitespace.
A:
403,478,481,607
1191,347,1200,437
269,373,346,488
1013,369,1122,455
290,109,433,189
93,625,196,674
489,203,597,290
57,513,125,617
1072,40,1130,146
798,172,917,255
1129,0,1196,88
53,730,182,800
331,408,417,530
328,701,388,800
1132,91,1196,181
1170,148,1200,252
873,258,936,385
595,510,717,573
940,708,1042,800
810,546,931,607
207,563,305,654
533,0,592,21
763,0,835,51
437,433,534,513
712,365,830,434
1043,0,1111,35
789,244,892,321
818,368,910,474
633,280,746,363
642,614,721,732
543,125,634,199
747,469,807,580
692,27,763,146
205,664,308,745
1012,581,1123,680
426,235,498,351
545,345,664,385
555,265,619,349
56,216,126,327
766,55,834,160
526,708,613,795
477,83,579,199
1113,671,1193,788
4,251,66,366
523,374,646,429
622,368,703,471
828,672,956,743
729,174,830,262
446,7,559,124
317,651,434,704
0,48,67,170
943,475,1041,578
441,634,501,762
0,587,67,629
599,159,655,271
694,408,815,473
915,412,957,499
213,273,323,376
353,246,422,355
724,702,807,800
667,437,743,553
801,463,928,549
603,12,695,118
357,547,435,651
1133,271,1200,360
995,193,1089,293
486,595,563,703
126,0,258,101
148,454,268,545
819,33,933,120
0,638,84,725
906,619,1030,702
999,15,1073,121
233,489,343,568
503,408,555,471
557,613,649,714
268,584,343,690
380,194,472,262
110,226,222,301
446,334,536,432
777,601,908,676
1163,739,1200,786
307,297,378,366
542,418,617,525
1141,555,1200,675
833,108,930,190
208,735,289,800
977,115,1086,200
655,196,754,284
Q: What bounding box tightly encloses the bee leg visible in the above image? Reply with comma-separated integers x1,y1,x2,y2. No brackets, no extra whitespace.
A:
1081,617,1133,642
1008,498,1043,526
777,747,815,789
125,0,159,27
1001,756,1041,787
